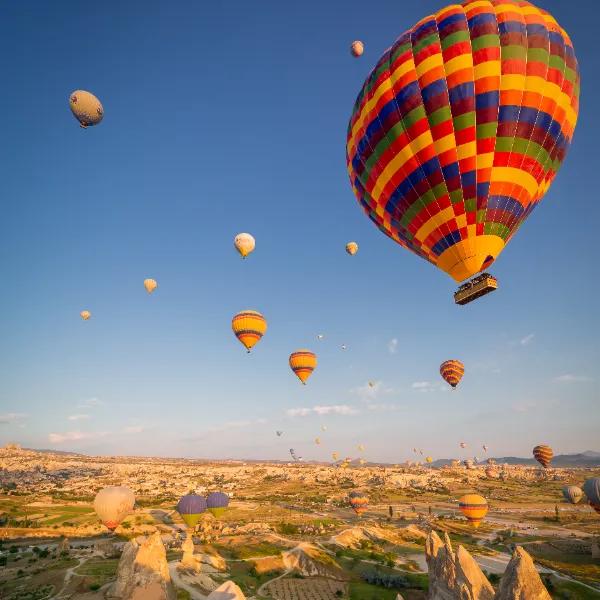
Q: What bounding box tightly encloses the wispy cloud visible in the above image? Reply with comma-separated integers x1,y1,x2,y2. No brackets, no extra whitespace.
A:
388,338,398,354
411,381,446,393
48,431,107,443
366,403,401,412
512,401,537,413
122,425,144,434
68,414,90,421
554,374,593,383
287,405,358,417
77,397,104,408
520,333,535,346
0,413,27,425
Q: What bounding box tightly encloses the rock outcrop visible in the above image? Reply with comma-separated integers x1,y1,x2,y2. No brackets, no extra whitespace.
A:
283,543,344,579
206,581,246,600
425,531,495,600
107,532,175,600
494,547,552,600
178,535,226,573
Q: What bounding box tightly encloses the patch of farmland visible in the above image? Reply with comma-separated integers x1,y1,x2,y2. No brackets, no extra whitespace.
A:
262,576,346,600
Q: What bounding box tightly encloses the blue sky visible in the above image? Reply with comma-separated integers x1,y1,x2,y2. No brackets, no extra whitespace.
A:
0,0,598,462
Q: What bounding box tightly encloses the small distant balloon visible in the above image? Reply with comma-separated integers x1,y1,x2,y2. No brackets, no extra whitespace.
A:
315,437,321,445
368,381,375,388
69,90,103,128
425,456,433,464
483,445,488,453
276,431,283,437
144,278,158,294
533,445,553,469
234,233,255,259
562,485,583,505
289,350,317,384
358,444,365,452
460,442,467,449
350,40,364,57
232,310,267,352
80,310,91,321
317,334,324,340
346,241,359,255
341,344,347,351
348,490,368,516
321,425,327,432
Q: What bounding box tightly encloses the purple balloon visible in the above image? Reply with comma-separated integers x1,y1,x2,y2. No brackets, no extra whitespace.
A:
206,492,229,509
177,494,207,515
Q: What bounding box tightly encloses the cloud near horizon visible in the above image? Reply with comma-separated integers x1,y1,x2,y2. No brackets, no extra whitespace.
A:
388,338,398,354
286,404,358,417
77,397,104,408
412,381,446,392
520,333,535,346
49,431,108,443
554,374,592,383
0,413,27,424
122,425,144,434
68,414,90,421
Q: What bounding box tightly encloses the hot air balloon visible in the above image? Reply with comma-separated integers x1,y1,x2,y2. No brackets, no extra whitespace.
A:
460,442,467,449
348,490,368,516
332,452,339,461
350,41,364,57
419,449,424,455
321,425,327,432
232,310,267,352
289,350,317,384
289,448,302,462
69,90,104,128
533,445,553,468
144,278,158,294
341,344,347,351
206,492,229,518
80,310,91,321
464,459,474,470
412,448,417,454
358,444,365,452
346,1,580,304
346,242,359,255
315,437,321,445
276,431,283,437
458,494,488,528
426,456,433,464
483,445,488,453
94,486,135,531
440,360,464,388
177,493,207,528
562,486,583,505
583,478,600,514
368,381,375,388
234,233,255,259
317,334,324,340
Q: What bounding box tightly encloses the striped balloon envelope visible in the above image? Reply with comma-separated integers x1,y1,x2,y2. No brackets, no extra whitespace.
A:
458,493,488,527
232,310,267,352
562,485,583,505
583,478,600,515
348,490,369,516
346,0,579,283
177,493,207,528
289,350,317,384
533,444,553,468
440,359,465,388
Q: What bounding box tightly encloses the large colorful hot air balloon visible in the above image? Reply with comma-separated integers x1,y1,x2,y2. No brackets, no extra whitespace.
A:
206,492,229,518
80,310,91,321
232,310,267,352
533,445,553,468
458,494,488,527
350,41,364,58
69,90,104,128
348,490,369,516
346,1,579,297
234,233,255,259
583,478,600,515
562,485,583,505
144,278,158,294
346,242,359,255
94,486,135,531
177,493,207,528
440,360,464,388
289,350,317,384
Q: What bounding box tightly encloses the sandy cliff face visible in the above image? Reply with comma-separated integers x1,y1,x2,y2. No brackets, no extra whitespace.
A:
494,547,552,600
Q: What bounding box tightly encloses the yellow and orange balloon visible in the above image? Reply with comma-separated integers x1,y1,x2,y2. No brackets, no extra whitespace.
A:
289,350,317,384
232,310,267,352
144,278,158,294
80,310,91,321
440,360,464,388
69,90,103,128
234,233,255,259
346,242,358,256
458,494,488,528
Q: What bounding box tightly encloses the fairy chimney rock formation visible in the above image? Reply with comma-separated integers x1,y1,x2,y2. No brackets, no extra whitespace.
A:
494,546,552,600
206,581,246,599
106,532,175,600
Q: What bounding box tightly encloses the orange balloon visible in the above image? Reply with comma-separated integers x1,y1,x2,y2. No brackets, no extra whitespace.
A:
289,350,317,384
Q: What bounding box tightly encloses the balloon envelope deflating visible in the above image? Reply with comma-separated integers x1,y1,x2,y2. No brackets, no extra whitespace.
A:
583,478,600,514
69,90,104,128
94,486,135,531
232,310,267,352
234,233,255,258
346,1,580,283
289,350,317,384
177,494,208,527
206,492,229,518
348,490,369,516
533,444,553,468
562,485,583,504
458,494,488,528
440,360,464,388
